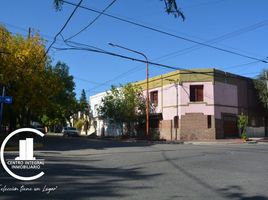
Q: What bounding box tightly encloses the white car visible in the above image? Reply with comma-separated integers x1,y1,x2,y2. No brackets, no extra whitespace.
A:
62,127,79,137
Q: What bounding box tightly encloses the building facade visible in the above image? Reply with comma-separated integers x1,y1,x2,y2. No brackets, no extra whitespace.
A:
136,68,265,140
89,91,123,136
90,68,266,140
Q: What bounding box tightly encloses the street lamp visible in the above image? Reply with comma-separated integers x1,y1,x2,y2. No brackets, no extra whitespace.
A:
108,43,150,138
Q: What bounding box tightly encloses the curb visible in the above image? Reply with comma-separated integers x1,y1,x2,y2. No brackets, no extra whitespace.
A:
4,143,44,151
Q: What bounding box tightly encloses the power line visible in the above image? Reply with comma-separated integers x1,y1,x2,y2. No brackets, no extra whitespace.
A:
87,18,268,90
54,37,267,92
54,45,263,97
73,76,110,85
109,18,268,85
45,0,83,57
65,0,117,41
85,65,145,92
0,21,70,48
53,46,181,70
62,0,268,63
155,20,268,62
2,20,265,92
53,46,258,85
2,15,265,91
222,61,260,71
2,17,267,64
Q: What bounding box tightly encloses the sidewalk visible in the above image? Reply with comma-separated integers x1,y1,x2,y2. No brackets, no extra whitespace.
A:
248,137,268,143
122,138,268,145
185,137,268,145
184,138,244,145
46,132,63,136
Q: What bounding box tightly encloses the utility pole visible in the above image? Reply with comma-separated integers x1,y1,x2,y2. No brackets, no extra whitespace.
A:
28,27,31,39
265,72,268,93
265,72,268,136
175,81,178,140
167,78,179,140
0,85,5,133
108,43,150,139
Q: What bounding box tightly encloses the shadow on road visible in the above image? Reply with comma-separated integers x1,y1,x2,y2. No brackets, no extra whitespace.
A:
158,147,268,200
39,136,154,151
218,186,268,200
0,155,162,199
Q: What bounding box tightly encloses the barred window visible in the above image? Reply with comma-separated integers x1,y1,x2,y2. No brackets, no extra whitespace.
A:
190,85,203,102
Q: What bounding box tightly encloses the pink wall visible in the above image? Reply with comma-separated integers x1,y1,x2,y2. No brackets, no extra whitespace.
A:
214,81,238,119
155,82,215,120
145,81,238,120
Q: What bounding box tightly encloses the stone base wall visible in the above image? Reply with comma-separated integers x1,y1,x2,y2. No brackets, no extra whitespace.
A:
159,120,173,140
159,113,217,141
180,113,216,140
215,119,224,139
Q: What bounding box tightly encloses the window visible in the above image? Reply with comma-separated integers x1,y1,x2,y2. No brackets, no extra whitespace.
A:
190,85,204,102
207,115,212,128
150,91,158,106
94,104,98,115
174,116,179,128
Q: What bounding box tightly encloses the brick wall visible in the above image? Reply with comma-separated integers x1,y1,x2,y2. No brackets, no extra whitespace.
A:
159,113,216,140
215,119,224,139
159,120,173,140
180,113,216,140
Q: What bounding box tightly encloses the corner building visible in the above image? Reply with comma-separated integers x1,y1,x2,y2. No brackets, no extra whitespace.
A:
135,68,265,140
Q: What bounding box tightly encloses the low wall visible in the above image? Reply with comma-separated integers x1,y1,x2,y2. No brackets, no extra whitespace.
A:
159,113,216,141
246,127,265,137
180,113,216,140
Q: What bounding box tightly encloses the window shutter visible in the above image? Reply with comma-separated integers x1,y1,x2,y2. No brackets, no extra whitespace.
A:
197,86,203,101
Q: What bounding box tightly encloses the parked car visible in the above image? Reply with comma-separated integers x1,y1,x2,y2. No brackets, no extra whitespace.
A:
62,127,80,137
32,124,46,133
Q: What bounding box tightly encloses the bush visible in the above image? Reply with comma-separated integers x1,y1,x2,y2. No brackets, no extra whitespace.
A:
151,129,160,141
237,113,248,140
241,132,247,141
75,119,84,131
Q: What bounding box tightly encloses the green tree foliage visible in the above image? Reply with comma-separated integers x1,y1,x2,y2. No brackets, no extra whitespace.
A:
0,25,56,129
77,89,91,134
98,84,147,134
79,89,88,115
74,118,84,131
53,0,185,20
237,113,248,140
0,25,78,131
162,0,185,20
42,62,78,128
254,69,268,110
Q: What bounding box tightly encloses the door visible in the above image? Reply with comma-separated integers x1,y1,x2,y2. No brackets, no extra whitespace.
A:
223,114,239,138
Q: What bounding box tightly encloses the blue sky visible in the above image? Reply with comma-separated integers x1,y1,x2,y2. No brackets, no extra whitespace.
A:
1,0,268,98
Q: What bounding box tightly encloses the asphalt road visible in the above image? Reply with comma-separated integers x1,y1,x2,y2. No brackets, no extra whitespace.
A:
1,136,268,200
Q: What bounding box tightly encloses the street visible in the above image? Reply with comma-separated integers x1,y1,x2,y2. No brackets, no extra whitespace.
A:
1,136,268,200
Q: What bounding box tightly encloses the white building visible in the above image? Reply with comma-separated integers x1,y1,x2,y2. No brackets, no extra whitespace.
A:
89,91,106,136
89,91,123,136
89,69,265,140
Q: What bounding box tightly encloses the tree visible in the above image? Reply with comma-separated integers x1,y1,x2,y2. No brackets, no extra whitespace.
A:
79,89,88,115
254,69,268,110
76,89,91,134
0,25,58,130
42,61,79,129
0,25,80,132
53,0,185,20
237,113,248,140
162,0,185,20
98,83,148,135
